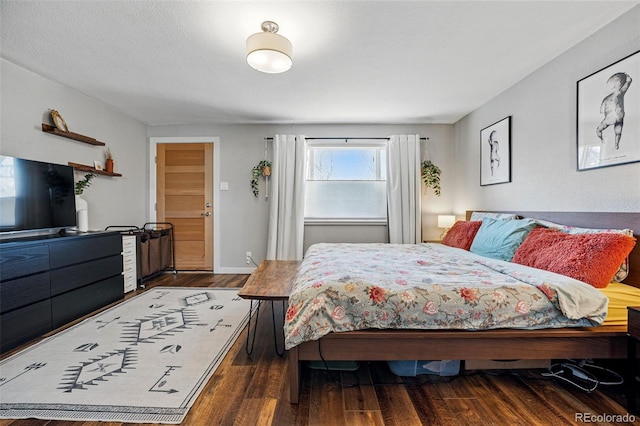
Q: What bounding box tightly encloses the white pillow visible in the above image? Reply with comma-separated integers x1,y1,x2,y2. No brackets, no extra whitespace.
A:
470,212,518,221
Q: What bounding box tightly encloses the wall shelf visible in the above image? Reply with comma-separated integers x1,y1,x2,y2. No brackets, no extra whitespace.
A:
68,162,122,177
42,123,106,146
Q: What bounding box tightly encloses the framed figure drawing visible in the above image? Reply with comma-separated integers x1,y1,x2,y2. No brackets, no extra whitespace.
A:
480,116,511,186
577,50,639,171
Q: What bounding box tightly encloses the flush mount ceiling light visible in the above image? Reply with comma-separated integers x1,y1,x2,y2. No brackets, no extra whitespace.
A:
246,21,292,74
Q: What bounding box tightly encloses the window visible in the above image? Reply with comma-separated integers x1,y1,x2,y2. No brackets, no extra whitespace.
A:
305,142,387,222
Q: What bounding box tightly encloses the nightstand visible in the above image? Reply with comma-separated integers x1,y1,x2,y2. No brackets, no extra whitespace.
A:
627,307,640,412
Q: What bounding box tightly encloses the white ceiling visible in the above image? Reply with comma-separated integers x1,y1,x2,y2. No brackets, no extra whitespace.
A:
1,1,638,126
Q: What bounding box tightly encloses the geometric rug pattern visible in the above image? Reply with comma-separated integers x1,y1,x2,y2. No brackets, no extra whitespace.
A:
0,287,253,424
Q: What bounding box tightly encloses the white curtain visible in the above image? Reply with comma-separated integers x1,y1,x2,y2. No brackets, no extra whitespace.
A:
387,134,422,244
266,134,307,260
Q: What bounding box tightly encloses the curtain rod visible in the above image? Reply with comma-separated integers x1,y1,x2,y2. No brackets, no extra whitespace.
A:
263,136,428,141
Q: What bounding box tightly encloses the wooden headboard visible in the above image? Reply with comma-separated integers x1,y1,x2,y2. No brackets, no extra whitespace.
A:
466,211,640,288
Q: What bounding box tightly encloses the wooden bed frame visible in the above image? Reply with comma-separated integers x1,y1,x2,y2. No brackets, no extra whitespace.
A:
288,211,640,403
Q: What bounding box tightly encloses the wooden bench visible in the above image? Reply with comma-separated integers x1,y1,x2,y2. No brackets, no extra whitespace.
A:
238,260,300,355
238,260,300,300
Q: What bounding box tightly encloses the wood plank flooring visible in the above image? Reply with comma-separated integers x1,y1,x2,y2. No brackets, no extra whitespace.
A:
1,272,635,425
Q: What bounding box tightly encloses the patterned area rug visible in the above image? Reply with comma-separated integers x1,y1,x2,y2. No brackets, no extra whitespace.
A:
0,287,253,424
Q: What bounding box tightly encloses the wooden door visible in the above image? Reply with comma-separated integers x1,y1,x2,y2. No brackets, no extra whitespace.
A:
156,143,213,270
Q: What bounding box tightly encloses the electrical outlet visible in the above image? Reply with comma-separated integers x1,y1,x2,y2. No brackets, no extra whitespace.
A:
245,251,252,264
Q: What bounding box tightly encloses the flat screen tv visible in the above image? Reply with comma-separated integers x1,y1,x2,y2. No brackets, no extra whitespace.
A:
0,155,76,234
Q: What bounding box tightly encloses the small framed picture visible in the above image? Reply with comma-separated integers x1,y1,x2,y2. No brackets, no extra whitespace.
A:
93,161,103,171
577,50,639,171
480,116,511,186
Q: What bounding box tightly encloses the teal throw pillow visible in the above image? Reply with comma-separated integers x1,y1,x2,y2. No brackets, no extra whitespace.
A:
470,217,537,261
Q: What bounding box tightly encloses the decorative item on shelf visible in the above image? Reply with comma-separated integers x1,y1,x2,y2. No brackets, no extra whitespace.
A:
251,160,272,197
50,109,68,132
421,160,441,196
74,172,95,233
437,214,456,240
93,160,103,171
104,148,114,173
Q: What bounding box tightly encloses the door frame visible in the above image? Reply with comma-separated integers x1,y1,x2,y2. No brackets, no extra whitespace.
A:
149,137,221,273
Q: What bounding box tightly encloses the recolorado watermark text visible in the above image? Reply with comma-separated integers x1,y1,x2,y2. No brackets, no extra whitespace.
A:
575,412,636,423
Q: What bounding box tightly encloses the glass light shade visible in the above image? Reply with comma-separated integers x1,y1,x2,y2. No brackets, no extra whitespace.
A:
437,215,456,229
246,31,293,74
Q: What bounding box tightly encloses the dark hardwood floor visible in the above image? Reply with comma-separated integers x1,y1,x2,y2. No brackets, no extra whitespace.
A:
1,272,636,425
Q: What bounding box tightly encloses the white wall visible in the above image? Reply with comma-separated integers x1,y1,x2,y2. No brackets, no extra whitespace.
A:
147,123,455,270
0,59,148,230
452,6,640,215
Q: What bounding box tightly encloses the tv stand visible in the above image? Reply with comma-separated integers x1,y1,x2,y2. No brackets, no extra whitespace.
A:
0,231,124,353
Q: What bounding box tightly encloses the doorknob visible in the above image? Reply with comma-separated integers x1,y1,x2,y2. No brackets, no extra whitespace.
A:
205,202,212,208
201,212,211,217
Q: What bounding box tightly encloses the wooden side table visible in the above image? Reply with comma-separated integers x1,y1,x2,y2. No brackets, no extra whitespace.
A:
628,307,640,412
238,260,300,356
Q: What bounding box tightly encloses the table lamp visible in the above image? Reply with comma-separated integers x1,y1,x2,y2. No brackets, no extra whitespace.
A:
437,215,456,240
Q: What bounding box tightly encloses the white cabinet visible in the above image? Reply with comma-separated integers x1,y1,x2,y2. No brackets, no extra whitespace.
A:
122,234,138,293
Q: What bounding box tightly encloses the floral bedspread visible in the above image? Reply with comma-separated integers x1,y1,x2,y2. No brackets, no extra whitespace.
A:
284,243,608,349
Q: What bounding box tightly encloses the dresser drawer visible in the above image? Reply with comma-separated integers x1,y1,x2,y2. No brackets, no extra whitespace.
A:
50,255,123,296
122,235,137,249
0,243,49,281
123,246,136,258
0,271,50,312
123,273,137,293
49,233,122,268
122,244,137,274
0,299,52,353
123,258,136,273
51,275,123,328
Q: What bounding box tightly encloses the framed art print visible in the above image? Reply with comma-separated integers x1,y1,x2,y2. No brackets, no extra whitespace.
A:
480,116,511,186
577,50,639,171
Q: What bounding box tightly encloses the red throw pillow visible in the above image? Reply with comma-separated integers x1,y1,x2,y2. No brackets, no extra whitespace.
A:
441,221,482,251
512,227,636,288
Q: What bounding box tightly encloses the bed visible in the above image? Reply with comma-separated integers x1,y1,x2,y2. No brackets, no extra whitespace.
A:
287,211,640,403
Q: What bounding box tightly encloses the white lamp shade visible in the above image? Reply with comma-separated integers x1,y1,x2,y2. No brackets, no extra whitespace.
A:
437,215,456,229
246,31,293,74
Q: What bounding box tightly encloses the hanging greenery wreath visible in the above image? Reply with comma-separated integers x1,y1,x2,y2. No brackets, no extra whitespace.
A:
421,160,441,196
250,160,272,197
